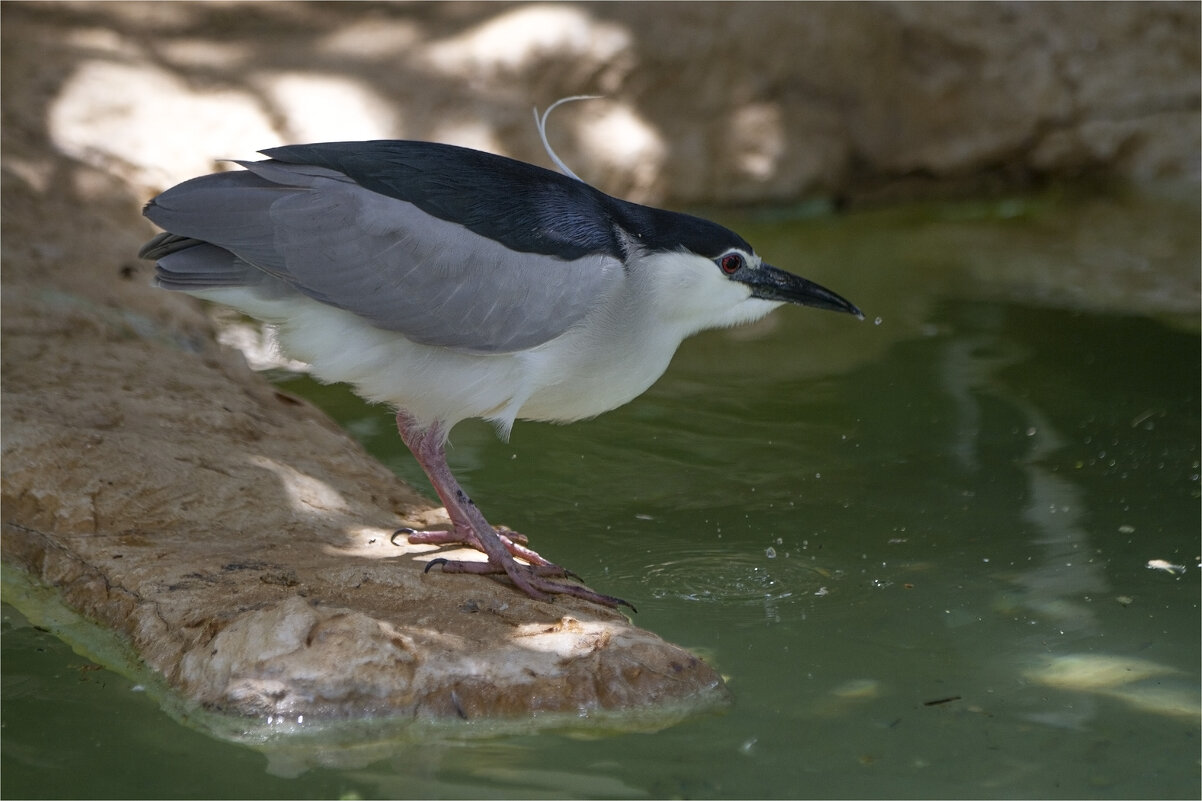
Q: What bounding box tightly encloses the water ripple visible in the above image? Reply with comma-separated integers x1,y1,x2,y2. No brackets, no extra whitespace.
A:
636,549,833,607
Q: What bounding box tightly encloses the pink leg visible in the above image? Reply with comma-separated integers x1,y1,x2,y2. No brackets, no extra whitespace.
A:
394,413,632,610
393,415,554,568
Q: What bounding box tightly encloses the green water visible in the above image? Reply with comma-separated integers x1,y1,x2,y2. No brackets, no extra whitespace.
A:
3,184,1199,798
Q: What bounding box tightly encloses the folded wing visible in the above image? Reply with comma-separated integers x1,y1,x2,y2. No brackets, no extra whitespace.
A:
142,143,626,354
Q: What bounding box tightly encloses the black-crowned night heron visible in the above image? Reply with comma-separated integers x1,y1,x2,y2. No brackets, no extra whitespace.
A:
139,101,862,609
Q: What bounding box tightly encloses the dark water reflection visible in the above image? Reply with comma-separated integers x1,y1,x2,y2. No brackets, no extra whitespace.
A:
3,184,1199,798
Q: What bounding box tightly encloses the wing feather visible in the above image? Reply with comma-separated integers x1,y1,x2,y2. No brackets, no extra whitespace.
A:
142,145,626,354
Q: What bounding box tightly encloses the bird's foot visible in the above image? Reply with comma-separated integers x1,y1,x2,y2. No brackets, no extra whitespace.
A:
394,525,631,610
424,557,636,612
390,415,633,610
393,526,560,569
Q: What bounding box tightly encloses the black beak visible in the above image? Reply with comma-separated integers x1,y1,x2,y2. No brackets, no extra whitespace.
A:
740,264,863,319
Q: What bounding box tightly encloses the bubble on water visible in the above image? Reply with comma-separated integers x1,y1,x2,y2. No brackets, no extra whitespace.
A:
765,546,777,559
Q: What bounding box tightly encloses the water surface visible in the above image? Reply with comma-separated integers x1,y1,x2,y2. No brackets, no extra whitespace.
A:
3,184,1199,798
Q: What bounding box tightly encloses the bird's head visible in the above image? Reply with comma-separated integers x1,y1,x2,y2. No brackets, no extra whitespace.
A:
616,205,863,335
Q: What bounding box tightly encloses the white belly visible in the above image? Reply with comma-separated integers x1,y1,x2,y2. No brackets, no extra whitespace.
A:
195,287,686,437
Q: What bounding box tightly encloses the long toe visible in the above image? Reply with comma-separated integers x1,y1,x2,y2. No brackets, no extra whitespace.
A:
425,558,633,610
423,557,569,578
524,571,637,611
393,526,445,546
498,533,559,569
400,527,531,547
401,526,562,569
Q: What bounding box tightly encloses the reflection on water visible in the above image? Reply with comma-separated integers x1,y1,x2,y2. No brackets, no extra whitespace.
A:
1025,653,1198,721
3,185,1199,799
934,316,1199,737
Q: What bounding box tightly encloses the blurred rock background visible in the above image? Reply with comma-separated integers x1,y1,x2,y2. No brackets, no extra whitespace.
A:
6,1,1198,210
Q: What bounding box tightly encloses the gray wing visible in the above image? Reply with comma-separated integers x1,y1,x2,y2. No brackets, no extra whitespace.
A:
142,160,624,354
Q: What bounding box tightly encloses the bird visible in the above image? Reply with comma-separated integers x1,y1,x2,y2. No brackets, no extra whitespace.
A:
139,99,862,610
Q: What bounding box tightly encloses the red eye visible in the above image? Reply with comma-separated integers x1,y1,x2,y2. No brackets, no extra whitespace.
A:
719,253,743,274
